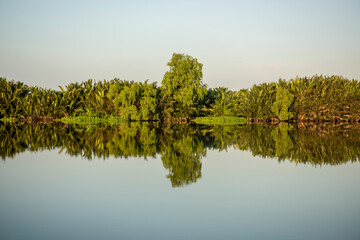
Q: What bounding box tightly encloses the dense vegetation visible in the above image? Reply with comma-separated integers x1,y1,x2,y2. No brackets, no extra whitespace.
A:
238,76,360,123
1,122,359,187
1,53,360,123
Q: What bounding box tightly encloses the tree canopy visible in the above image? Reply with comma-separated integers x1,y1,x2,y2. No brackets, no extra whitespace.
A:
161,53,207,118
1,55,359,123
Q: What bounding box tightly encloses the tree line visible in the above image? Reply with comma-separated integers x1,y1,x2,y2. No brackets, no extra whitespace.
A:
1,53,360,122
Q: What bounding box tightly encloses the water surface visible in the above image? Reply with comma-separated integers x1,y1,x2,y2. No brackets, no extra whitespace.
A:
1,123,359,240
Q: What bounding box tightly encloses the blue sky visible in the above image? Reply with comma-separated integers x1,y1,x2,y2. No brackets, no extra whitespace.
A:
1,0,359,90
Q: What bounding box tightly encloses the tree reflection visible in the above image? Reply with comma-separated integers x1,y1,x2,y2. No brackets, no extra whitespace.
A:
232,123,360,165
160,125,205,187
1,122,360,187
271,123,294,159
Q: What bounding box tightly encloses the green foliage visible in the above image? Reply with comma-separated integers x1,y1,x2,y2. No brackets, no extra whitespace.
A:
271,87,294,120
58,116,127,125
140,82,159,120
236,75,360,122
0,77,160,122
107,80,159,120
237,82,276,118
161,53,207,118
210,88,238,116
193,117,246,125
1,68,359,122
288,75,360,121
0,78,30,118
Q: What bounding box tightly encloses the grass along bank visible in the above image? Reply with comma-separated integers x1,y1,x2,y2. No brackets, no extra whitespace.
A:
58,116,127,125
193,117,247,125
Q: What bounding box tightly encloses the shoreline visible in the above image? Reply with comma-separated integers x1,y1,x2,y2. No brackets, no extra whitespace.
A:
2,116,360,126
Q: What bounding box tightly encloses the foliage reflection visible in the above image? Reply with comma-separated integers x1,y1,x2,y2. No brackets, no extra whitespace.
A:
1,123,359,187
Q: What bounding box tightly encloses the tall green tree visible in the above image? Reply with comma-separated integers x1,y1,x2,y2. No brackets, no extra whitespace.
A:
161,53,206,118
271,86,294,121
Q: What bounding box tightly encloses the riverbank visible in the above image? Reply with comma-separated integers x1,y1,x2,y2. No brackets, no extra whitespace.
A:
193,117,247,125
245,116,360,124
1,116,248,126
3,115,360,126
58,116,127,125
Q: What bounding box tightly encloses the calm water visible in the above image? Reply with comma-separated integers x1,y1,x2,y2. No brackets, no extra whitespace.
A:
1,123,360,240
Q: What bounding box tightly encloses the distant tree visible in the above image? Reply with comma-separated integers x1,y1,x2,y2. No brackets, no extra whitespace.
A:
211,87,237,116
107,80,159,120
161,53,206,118
271,86,294,121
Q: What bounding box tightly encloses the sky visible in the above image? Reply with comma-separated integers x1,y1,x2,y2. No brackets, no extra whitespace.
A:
0,0,359,90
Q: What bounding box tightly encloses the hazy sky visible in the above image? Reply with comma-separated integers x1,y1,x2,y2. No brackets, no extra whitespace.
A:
1,0,359,90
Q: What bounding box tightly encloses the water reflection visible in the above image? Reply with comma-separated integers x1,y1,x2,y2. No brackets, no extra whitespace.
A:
1,122,359,187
